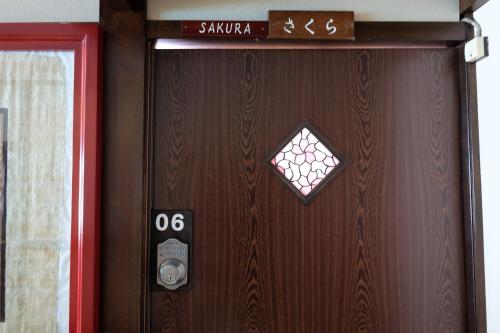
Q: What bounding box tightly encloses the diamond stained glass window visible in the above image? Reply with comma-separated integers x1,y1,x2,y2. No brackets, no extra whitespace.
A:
268,123,346,203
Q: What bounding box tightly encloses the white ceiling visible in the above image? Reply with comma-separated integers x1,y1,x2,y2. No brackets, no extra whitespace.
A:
148,0,459,22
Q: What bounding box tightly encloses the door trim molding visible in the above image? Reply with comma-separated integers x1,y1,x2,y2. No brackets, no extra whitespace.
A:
143,40,156,333
458,31,487,333
0,23,102,333
147,21,468,46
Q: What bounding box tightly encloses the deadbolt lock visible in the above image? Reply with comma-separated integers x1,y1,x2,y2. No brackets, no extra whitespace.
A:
157,238,188,290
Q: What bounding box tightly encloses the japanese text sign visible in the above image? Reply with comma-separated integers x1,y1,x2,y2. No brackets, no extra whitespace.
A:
268,11,355,40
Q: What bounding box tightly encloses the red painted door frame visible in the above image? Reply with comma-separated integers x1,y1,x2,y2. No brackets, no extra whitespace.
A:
0,24,102,333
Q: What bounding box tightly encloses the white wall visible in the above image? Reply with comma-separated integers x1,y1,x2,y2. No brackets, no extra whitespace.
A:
475,2,500,332
148,0,459,21
0,0,99,22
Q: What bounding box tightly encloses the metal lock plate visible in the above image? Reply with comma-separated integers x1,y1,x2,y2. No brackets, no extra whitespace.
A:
157,238,188,290
150,210,192,291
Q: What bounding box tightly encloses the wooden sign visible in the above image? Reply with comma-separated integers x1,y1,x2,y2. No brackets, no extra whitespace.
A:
268,11,355,40
181,20,268,39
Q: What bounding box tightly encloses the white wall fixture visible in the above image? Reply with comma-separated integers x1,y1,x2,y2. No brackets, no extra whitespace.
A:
462,17,489,63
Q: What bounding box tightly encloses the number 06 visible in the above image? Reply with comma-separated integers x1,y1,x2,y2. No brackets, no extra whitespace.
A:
155,213,185,232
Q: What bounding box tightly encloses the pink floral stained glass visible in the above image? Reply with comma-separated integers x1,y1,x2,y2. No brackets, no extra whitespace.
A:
269,124,345,203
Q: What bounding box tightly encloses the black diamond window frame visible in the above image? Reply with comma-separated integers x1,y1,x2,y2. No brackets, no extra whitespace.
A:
265,120,347,205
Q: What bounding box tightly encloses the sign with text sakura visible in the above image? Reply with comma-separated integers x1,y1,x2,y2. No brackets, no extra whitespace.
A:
181,20,268,39
268,11,355,40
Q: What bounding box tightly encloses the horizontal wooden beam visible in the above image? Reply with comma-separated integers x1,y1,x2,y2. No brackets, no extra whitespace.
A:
460,0,488,15
148,21,182,39
147,21,468,46
354,22,467,44
105,0,144,11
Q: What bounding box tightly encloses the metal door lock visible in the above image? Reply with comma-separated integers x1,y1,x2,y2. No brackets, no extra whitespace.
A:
157,238,188,290
159,258,186,285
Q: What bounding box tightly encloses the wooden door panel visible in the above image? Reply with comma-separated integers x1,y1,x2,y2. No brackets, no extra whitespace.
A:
151,49,466,333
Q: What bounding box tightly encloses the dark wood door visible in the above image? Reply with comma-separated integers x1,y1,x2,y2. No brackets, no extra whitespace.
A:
150,49,466,333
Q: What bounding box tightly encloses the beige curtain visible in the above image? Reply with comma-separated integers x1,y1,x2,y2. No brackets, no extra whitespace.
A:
0,52,73,333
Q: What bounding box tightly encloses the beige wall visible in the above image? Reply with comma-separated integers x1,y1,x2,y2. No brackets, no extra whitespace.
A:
0,0,459,23
148,0,459,21
0,0,98,22
475,1,500,332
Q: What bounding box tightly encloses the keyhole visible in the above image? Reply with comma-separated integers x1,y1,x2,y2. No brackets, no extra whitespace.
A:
159,258,186,288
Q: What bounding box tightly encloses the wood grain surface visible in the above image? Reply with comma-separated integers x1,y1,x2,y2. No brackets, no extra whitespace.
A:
100,5,145,332
150,49,466,332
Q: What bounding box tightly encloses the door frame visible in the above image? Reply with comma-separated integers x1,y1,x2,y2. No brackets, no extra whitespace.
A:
458,30,487,333
143,21,486,333
0,23,102,333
